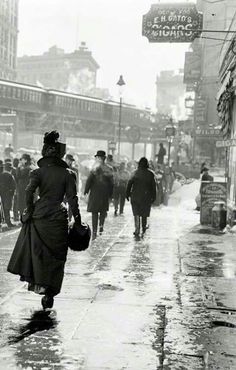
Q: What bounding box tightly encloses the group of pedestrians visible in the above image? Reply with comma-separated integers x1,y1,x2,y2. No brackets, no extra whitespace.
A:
84,150,157,240
5,131,178,311
0,153,32,227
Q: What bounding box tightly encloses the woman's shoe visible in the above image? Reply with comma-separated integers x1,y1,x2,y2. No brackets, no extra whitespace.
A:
41,295,54,310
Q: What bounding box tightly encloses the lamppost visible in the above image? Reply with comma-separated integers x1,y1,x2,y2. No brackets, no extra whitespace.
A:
165,117,176,166
116,75,125,161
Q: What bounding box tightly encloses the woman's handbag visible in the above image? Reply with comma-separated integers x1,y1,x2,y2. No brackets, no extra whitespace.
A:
68,222,91,251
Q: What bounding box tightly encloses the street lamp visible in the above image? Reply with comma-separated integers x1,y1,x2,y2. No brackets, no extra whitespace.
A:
116,75,126,161
165,117,176,166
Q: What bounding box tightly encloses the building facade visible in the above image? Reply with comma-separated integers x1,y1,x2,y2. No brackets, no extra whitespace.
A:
17,42,100,95
0,0,18,80
184,0,236,163
217,11,236,221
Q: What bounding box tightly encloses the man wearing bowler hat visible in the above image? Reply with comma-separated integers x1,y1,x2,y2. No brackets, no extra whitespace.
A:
84,150,114,240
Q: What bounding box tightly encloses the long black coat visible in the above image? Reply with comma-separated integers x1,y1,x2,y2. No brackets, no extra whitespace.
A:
0,171,16,210
7,156,80,296
85,164,113,213
126,168,156,217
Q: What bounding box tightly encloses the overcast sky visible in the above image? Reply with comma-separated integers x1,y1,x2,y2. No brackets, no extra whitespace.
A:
17,0,195,108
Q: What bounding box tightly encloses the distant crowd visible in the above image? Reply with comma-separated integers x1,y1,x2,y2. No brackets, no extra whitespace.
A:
0,142,176,229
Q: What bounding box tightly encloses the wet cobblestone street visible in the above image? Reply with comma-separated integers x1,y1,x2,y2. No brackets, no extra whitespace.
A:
0,181,236,369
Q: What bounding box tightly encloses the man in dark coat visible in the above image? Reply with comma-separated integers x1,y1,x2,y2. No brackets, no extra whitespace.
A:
0,162,16,227
84,150,113,240
15,153,31,215
65,153,79,220
126,157,156,237
199,167,214,203
156,143,166,165
113,162,130,215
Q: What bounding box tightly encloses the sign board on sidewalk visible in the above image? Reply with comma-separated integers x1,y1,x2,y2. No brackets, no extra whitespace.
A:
200,182,227,225
216,138,236,148
142,3,203,43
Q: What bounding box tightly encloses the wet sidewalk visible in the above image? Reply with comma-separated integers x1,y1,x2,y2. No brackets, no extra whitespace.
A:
0,181,236,369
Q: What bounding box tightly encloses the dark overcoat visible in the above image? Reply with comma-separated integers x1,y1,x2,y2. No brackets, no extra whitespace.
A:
15,166,31,213
7,156,80,296
126,168,156,217
85,164,113,213
0,171,16,210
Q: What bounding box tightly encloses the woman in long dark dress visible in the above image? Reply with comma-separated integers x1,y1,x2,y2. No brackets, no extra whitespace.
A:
126,157,156,237
7,131,82,309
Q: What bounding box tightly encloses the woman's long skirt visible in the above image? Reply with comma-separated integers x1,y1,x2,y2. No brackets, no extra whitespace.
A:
7,215,68,296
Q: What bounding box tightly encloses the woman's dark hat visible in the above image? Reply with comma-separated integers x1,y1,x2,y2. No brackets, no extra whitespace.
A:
95,150,106,158
202,167,209,172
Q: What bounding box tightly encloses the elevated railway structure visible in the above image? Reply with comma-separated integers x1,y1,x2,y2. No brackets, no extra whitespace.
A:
0,79,162,151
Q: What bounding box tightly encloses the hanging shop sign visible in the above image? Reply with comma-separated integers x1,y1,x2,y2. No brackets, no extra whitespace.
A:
126,126,141,143
184,51,201,83
216,138,236,148
200,182,227,225
142,2,203,43
195,97,208,124
195,128,221,137
108,141,116,150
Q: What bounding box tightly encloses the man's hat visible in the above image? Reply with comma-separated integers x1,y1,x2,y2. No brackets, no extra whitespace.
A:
202,167,209,172
21,153,31,162
4,158,12,163
95,150,106,158
65,154,75,161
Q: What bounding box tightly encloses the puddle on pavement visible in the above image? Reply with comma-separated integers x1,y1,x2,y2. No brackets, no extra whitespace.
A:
212,320,236,328
151,305,166,367
191,228,224,236
194,240,220,246
97,283,124,291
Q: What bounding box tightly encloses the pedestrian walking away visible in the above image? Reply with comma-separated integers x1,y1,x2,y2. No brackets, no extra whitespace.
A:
113,161,130,216
156,142,166,165
65,153,79,221
0,161,16,227
126,157,156,237
7,131,82,310
84,150,114,240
